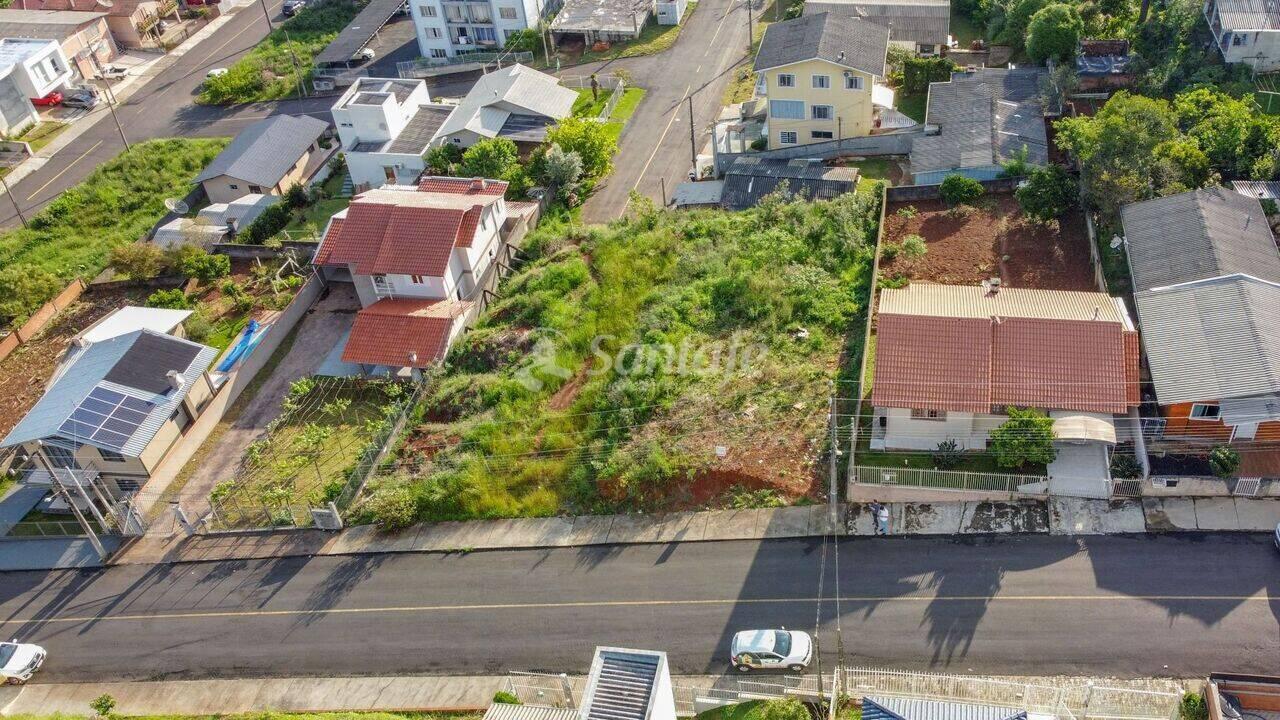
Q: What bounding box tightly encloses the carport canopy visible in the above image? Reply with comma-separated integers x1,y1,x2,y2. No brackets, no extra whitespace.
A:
1050,410,1117,444
315,0,404,65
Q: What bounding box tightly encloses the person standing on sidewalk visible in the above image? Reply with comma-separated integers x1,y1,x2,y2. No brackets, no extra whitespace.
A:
876,504,890,536
868,502,885,535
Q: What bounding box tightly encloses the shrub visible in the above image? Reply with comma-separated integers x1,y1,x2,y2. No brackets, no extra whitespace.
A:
932,439,962,469
90,693,116,719
939,174,985,206
369,486,418,531
109,242,165,280
1179,693,1208,720
426,144,463,174
504,28,540,52
758,698,811,720
536,143,584,201
1110,453,1142,479
901,56,957,94
545,117,617,179
1015,165,1078,223
0,264,64,323
284,182,310,209
241,201,292,244
146,288,192,310
178,247,231,282
896,205,918,219
989,407,1057,469
880,243,900,261
493,691,522,705
460,137,520,180
184,309,213,343
750,136,767,151
900,234,927,259
1209,445,1240,478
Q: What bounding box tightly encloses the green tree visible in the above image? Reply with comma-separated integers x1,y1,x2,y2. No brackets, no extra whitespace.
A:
175,246,231,282
1174,87,1280,179
545,117,617,179
1026,3,1083,62
1209,445,1240,478
90,693,116,719
536,143,585,201
146,288,193,310
459,138,520,180
426,144,463,174
284,182,310,209
1015,165,1078,223
108,242,165,280
240,201,292,244
0,264,63,323
1001,0,1050,50
989,407,1057,469
939,174,985,206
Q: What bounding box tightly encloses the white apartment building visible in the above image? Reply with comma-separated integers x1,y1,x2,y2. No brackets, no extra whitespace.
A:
0,37,71,134
331,77,454,191
408,0,556,59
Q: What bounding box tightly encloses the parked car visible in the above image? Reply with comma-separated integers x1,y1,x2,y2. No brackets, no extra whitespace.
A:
730,629,814,672
30,91,62,106
62,90,99,109
100,64,129,79
0,640,46,685
282,0,307,16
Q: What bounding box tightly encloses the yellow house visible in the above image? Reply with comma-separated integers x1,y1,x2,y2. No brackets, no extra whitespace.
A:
753,12,890,148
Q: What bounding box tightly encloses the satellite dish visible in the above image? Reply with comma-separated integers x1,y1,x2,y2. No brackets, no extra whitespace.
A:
1110,235,1124,249
165,198,189,214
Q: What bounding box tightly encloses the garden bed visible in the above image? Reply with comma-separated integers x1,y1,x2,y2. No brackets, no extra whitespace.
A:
880,195,1096,290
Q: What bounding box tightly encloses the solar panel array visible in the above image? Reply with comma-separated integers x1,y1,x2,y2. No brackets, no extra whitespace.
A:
57,387,155,451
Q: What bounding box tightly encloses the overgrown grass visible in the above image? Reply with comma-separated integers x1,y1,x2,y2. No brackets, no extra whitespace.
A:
15,121,69,153
572,88,615,118
197,0,362,104
12,712,481,720
358,187,882,525
0,138,228,321
577,2,699,62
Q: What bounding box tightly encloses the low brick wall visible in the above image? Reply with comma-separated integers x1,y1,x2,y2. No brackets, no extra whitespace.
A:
211,240,320,260
0,278,86,363
885,176,1021,202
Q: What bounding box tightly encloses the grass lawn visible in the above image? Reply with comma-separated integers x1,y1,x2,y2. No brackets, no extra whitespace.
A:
10,712,481,720
572,88,615,118
197,0,361,104
282,173,351,238
950,5,983,47
0,138,228,326
854,158,894,182
720,0,780,105
896,91,927,123
578,2,698,62
15,121,68,153
602,87,647,143
855,436,1048,476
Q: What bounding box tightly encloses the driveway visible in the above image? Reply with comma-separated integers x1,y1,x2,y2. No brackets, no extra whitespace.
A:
572,0,755,222
151,284,360,531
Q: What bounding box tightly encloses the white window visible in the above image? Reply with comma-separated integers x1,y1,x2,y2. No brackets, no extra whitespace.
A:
419,4,437,15
499,6,517,18
426,26,442,37
430,48,448,58
811,130,833,139
770,99,805,119
779,131,798,144
845,74,863,90
229,183,239,189
1189,404,1221,420
910,408,946,421
811,104,833,120
812,74,830,89
776,73,795,88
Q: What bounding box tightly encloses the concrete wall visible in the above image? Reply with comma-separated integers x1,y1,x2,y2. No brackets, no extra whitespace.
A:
879,407,1006,451
346,150,426,191
211,240,320,259
912,164,1007,186
761,58,876,148
884,176,1020,202
715,130,915,174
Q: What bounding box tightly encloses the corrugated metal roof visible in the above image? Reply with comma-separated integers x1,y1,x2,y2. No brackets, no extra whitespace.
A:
195,114,329,187
483,705,578,720
804,0,949,45
877,283,1129,324
1210,0,1280,30
582,649,661,720
720,157,858,210
314,0,404,64
1134,274,1280,406
1231,180,1280,200
437,64,575,141
1119,186,1280,292
80,307,191,344
909,68,1047,176
753,12,890,77
1220,393,1280,425
865,696,1027,720
551,0,651,33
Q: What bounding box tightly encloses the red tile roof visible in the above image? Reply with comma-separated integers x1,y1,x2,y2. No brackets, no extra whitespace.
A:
872,304,1138,414
340,298,466,368
315,200,468,276
1123,330,1140,406
418,176,508,195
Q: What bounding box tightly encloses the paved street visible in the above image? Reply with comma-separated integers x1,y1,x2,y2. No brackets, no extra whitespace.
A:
1,534,1277,682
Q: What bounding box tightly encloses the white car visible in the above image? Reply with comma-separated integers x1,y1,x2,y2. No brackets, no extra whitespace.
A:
0,640,46,684
206,68,228,79
730,629,813,672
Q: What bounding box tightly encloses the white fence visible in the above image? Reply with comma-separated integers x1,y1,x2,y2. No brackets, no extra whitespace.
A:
852,465,1049,495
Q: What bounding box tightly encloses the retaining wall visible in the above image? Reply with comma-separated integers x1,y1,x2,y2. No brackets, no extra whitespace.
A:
0,279,86,363
715,131,918,174
885,176,1021,202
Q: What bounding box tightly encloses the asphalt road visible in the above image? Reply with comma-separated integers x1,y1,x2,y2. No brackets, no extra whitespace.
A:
1,534,1277,683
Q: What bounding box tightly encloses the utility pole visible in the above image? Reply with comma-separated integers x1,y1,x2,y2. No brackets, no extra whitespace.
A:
1,173,26,228
283,28,308,97
660,176,667,206
258,0,275,31
687,95,696,166
34,443,107,560
746,0,753,55
89,54,129,150
829,393,839,529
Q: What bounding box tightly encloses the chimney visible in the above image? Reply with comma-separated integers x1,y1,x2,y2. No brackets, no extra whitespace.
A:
470,177,486,191
166,370,184,391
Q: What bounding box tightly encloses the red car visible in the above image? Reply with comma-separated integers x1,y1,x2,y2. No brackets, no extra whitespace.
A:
30,91,62,106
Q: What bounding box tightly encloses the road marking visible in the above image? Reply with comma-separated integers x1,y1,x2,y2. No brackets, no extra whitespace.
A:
622,84,693,219
200,10,269,68
3,594,1272,626
26,140,103,202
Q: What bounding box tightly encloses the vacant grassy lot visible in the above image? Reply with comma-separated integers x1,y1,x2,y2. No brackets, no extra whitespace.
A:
356,187,883,525
198,0,362,104
577,2,699,63
0,138,227,326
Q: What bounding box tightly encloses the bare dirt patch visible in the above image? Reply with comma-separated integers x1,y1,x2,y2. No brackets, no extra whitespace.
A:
881,195,1096,291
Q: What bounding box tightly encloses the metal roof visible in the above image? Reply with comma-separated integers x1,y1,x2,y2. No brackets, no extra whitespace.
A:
673,180,725,207
79,307,191,344
385,104,451,153
1220,393,1280,425
1119,186,1280,292
1210,0,1280,30
0,9,106,41
910,68,1047,175
195,114,329,187
753,12,889,77
803,0,949,45
1232,179,1280,200
436,64,575,141
483,705,578,720
581,649,662,720
877,283,1131,324
1,330,217,457
720,157,858,210
864,696,1027,720
1134,274,1280,406
314,0,405,65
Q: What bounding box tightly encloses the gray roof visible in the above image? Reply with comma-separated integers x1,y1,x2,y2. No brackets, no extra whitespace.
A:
1231,179,1280,199
721,157,858,210
483,706,578,720
195,114,329,187
864,696,1027,720
909,68,1047,176
1135,274,1280,406
1219,393,1280,425
551,0,651,33
1210,0,1280,30
673,179,725,207
385,105,451,153
340,78,424,107
582,649,662,720
0,9,106,41
1,330,217,457
804,0,950,46
1119,186,1280,292
753,12,890,77
436,64,576,141
314,0,404,64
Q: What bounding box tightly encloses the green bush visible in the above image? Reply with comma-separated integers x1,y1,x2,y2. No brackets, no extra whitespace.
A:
460,138,520,180
369,486,418,531
989,407,1057,469
750,137,767,151
1016,165,1078,223
0,263,63,325
504,28,540,52
1209,445,1240,478
426,144,463,174
901,56,957,94
179,248,232,282
285,182,310,209
493,691,522,705
184,309,214,343
545,117,617,179
1178,693,1208,720
939,174,985,206
900,234,927,259
933,439,962,469
758,698,811,720
90,693,116,718
1109,453,1142,479
147,288,193,310
242,202,293,244
109,242,165,280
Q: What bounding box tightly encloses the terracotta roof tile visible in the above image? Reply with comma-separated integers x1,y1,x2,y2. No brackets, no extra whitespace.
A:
1123,330,1140,406
871,314,993,413
313,216,345,266
417,176,508,195
313,188,481,277
991,317,1130,413
340,298,467,368
456,207,481,248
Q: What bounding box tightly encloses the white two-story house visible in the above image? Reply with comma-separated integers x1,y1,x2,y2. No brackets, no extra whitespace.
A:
1204,0,1280,71
409,0,557,60
313,176,512,371
0,37,72,134
331,77,454,192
